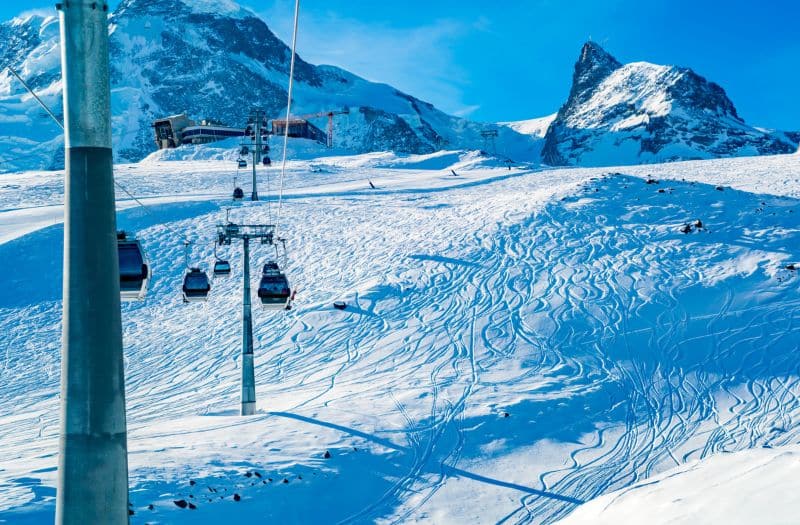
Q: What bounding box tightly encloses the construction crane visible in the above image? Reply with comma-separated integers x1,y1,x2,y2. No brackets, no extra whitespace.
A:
286,107,350,148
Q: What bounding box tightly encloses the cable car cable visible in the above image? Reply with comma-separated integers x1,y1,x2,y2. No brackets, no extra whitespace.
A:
274,0,300,241
7,66,191,240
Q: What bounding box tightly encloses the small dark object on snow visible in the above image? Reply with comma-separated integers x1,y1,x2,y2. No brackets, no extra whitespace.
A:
354,447,359,452
148,504,154,510
594,188,599,192
333,301,347,310
245,471,253,478
503,412,510,418
324,450,331,459
369,180,376,189
189,494,194,499
451,169,458,176
680,224,692,234
658,188,665,193
646,178,658,184
298,475,303,480
786,264,797,271
694,220,703,229
263,480,268,484
715,185,724,191
128,509,134,516
254,471,262,478
189,480,196,486
188,503,197,510
174,499,188,509
282,478,289,484
233,493,241,502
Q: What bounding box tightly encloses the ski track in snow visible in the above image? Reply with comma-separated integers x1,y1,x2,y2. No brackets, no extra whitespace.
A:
0,153,799,523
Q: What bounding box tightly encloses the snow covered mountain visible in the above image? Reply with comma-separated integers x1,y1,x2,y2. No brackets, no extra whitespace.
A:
0,0,539,173
541,42,798,166
1,5,796,174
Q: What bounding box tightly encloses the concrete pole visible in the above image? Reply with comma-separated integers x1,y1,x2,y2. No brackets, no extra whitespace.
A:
241,236,256,415
56,1,129,524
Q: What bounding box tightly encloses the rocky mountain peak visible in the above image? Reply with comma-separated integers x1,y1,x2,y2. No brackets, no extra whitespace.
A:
542,42,797,166
569,41,622,105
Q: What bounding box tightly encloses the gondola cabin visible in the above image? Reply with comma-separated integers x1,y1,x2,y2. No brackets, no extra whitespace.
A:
262,156,271,166
257,263,291,310
233,187,244,200
213,260,231,276
238,159,247,168
182,268,211,302
118,232,150,301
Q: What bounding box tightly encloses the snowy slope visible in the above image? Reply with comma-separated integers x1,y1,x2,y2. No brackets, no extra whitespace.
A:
0,0,540,173
1,152,800,523
499,113,556,138
542,42,798,166
557,446,800,525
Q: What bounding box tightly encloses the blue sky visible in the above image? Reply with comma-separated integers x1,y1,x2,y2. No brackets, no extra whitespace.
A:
5,0,799,129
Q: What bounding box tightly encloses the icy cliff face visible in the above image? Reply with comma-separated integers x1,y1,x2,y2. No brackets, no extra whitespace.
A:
541,42,797,166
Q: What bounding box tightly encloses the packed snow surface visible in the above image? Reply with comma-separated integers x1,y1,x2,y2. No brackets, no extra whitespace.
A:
557,445,800,525
1,151,799,524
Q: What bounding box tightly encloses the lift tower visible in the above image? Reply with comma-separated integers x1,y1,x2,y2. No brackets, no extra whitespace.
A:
243,109,268,201
481,129,499,156
56,1,129,524
216,222,276,415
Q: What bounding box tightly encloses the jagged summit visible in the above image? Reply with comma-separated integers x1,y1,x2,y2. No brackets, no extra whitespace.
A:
577,41,622,72
542,42,797,166
570,41,622,104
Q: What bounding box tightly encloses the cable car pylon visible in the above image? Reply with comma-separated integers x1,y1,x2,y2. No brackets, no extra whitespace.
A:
216,221,291,415
55,1,129,522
